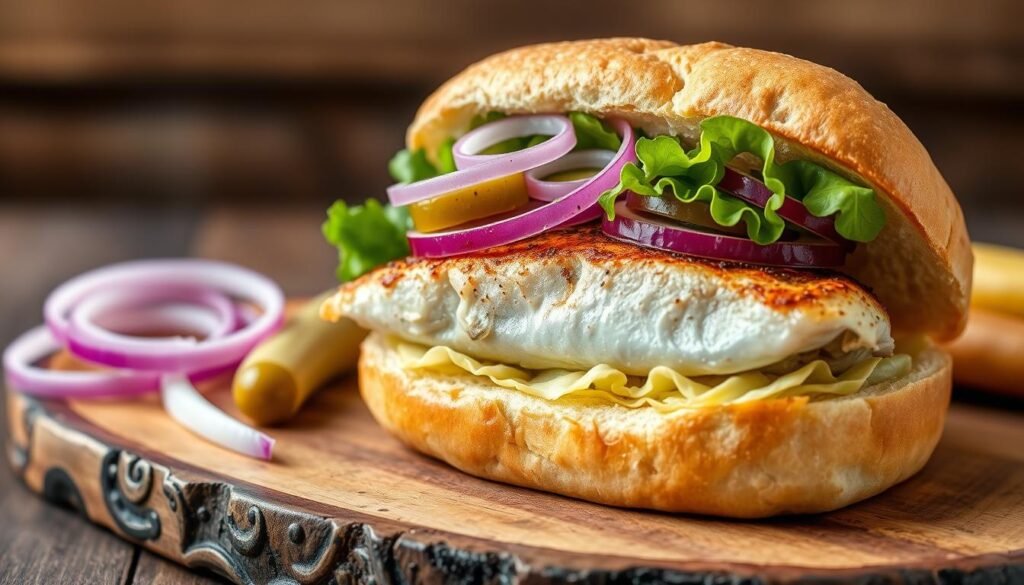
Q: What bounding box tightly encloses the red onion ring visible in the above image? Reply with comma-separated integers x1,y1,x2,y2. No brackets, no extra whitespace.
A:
717,168,850,248
46,260,283,372
94,301,235,339
407,119,636,258
386,115,575,207
4,326,166,399
4,259,284,460
71,286,237,345
3,319,244,399
452,115,568,169
602,200,847,268
525,150,615,228
524,149,616,202
556,205,604,228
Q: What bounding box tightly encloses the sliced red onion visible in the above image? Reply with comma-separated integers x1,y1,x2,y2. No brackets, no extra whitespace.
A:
4,259,285,460
387,115,575,207
452,115,569,169
556,205,604,228
407,119,637,258
524,149,616,202
3,326,162,399
46,260,283,373
161,374,275,460
96,301,235,339
72,286,237,342
3,324,240,399
603,201,847,268
717,169,849,247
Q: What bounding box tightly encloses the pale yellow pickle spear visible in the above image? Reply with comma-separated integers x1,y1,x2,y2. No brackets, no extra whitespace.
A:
233,292,366,425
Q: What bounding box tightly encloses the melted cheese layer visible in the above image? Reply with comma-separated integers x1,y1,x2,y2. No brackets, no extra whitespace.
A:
394,337,912,411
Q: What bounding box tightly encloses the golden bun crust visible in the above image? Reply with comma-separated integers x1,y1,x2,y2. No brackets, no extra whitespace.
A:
945,308,1024,397
358,333,951,517
407,38,971,340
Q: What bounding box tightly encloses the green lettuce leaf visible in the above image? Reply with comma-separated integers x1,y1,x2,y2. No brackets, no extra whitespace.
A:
599,115,885,244
471,111,506,129
388,136,458,183
778,160,885,242
322,199,410,282
435,137,457,174
570,112,622,151
388,148,439,184
612,159,784,244
331,127,459,282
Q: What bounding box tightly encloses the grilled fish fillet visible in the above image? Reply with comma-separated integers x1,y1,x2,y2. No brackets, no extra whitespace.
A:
323,227,893,376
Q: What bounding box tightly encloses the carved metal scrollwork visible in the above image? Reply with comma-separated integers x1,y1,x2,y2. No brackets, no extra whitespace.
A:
162,472,185,518
90,443,350,583
100,449,161,540
119,455,153,503
228,504,266,557
178,487,345,584
6,397,40,474
336,525,393,585
281,511,342,583
42,467,86,516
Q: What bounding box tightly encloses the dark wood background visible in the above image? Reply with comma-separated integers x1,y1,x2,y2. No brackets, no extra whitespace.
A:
1,0,1022,582
1,0,1023,228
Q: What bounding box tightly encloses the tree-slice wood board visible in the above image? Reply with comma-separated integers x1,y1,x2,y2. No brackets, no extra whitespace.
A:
5,355,1024,585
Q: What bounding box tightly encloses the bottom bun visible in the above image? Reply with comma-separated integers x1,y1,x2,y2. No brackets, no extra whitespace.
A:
358,333,951,517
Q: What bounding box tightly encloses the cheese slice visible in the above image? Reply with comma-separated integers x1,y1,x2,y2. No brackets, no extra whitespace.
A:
394,337,912,412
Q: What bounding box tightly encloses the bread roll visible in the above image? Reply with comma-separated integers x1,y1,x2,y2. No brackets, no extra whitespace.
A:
945,308,1024,397
359,333,950,517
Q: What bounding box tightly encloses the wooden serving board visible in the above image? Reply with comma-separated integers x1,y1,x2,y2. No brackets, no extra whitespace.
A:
5,356,1024,585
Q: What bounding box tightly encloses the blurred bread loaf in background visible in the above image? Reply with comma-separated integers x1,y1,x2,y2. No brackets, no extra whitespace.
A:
946,243,1024,397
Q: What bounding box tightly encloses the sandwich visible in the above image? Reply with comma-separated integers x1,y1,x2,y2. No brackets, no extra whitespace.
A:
320,39,971,517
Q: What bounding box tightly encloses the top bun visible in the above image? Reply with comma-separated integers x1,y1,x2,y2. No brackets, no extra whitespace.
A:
406,38,972,340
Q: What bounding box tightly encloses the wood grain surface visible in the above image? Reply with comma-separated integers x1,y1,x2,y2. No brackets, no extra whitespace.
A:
133,550,223,585
4,343,1023,583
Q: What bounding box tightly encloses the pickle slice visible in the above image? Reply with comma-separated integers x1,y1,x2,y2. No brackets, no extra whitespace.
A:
627,194,803,240
628,194,748,237
409,173,529,233
542,168,601,182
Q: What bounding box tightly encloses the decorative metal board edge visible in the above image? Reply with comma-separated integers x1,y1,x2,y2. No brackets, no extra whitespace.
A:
4,391,1024,585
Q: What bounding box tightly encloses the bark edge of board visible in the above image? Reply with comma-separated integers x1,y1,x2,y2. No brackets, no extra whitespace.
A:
5,390,1024,585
